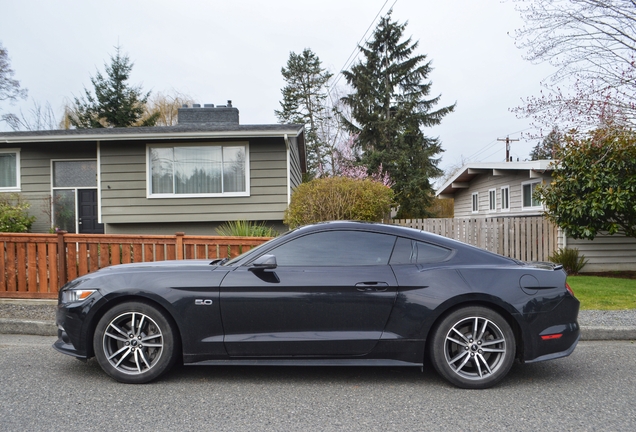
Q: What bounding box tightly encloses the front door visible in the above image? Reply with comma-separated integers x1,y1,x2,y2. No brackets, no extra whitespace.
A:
78,189,104,233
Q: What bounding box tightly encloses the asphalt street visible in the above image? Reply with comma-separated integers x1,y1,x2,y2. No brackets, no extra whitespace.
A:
0,335,634,431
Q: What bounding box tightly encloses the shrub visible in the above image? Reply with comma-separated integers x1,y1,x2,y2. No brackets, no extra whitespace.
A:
549,247,589,275
284,177,394,229
215,220,278,237
0,194,36,233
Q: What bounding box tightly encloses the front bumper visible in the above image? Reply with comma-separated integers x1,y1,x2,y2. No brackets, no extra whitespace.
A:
53,291,105,360
53,328,88,359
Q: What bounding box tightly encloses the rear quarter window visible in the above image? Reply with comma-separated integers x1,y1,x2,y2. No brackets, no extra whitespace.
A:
390,237,452,264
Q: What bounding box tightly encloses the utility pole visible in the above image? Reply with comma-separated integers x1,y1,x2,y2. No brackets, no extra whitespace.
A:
497,136,520,162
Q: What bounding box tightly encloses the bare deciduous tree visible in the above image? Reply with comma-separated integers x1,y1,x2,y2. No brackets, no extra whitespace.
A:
512,0,636,128
2,99,57,131
0,42,27,103
144,90,196,126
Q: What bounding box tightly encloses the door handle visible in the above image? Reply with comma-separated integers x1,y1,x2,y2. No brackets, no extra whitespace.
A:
355,282,389,292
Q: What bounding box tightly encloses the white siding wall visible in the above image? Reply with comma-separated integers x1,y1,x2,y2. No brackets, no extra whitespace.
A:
566,234,636,272
453,171,551,218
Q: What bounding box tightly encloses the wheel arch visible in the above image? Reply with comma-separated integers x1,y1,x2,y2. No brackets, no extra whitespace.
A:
82,293,182,360
424,298,524,362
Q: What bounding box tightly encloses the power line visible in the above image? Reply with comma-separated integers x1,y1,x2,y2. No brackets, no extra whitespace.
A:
327,0,397,100
464,127,533,162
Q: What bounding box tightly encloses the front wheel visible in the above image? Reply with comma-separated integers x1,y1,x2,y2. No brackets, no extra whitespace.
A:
430,306,515,389
93,301,179,384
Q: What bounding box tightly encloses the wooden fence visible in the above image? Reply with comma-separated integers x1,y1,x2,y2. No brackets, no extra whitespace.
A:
1,217,559,299
0,232,270,299
391,217,559,262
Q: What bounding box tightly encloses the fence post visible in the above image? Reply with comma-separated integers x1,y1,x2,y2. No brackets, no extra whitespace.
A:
175,232,185,260
57,230,68,288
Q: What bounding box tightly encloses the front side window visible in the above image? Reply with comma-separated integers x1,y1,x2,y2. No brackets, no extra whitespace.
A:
472,193,479,213
268,230,396,266
149,144,248,197
522,181,542,208
0,149,20,190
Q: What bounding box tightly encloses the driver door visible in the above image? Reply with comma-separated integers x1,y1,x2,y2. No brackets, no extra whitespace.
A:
219,230,398,357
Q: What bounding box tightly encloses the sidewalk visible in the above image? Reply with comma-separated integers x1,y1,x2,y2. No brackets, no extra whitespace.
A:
0,299,635,340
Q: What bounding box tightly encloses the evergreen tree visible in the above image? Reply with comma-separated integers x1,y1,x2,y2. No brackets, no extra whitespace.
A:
275,49,333,179
530,127,561,160
69,46,158,128
340,11,454,218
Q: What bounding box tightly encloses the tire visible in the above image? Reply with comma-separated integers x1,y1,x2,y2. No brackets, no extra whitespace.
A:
93,301,179,384
430,306,515,389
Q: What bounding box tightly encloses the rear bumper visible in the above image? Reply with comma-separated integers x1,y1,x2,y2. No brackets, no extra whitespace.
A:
524,332,580,363
518,294,581,363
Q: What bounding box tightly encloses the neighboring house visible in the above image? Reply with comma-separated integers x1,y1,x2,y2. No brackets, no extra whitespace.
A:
436,160,553,217
0,103,306,234
436,160,636,272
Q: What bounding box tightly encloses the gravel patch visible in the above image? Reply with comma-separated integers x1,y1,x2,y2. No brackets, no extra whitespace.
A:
578,310,636,327
0,303,56,322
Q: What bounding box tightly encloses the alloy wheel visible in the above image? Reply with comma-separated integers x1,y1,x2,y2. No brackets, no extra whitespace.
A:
102,311,164,375
443,316,508,380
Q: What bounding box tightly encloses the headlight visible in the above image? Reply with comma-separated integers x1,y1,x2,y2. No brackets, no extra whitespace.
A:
61,289,97,304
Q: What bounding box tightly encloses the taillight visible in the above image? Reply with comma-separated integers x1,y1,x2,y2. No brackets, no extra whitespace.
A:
565,281,575,297
541,334,563,340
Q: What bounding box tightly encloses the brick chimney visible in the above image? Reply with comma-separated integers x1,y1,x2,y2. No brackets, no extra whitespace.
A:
177,100,239,124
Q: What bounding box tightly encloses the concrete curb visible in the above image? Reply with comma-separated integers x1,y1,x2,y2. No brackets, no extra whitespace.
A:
0,319,57,337
0,319,634,341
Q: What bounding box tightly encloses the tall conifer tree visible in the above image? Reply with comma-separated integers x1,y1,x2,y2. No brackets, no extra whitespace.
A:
276,49,333,179
340,12,454,218
70,46,158,128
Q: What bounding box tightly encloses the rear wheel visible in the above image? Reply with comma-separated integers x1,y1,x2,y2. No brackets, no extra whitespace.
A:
93,301,179,384
430,306,515,389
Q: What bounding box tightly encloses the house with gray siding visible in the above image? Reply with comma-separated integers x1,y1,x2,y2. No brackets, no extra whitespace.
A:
436,161,636,272
437,161,553,217
0,103,306,235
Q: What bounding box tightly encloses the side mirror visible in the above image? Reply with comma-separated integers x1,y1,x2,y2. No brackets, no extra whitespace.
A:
248,254,277,271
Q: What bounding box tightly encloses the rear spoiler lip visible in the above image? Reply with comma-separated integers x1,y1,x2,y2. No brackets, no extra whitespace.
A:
519,261,564,271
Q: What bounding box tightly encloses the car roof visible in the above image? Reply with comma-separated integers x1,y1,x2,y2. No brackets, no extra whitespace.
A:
291,221,515,264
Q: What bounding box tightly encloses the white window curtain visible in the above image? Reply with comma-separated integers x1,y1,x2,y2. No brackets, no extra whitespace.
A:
150,148,175,194
175,147,222,194
150,145,246,195
222,147,246,193
0,153,17,188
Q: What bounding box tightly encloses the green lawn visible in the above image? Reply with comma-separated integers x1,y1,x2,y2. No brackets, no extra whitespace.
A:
567,276,636,310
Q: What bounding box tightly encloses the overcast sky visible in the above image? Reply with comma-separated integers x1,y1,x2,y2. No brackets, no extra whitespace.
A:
0,0,555,176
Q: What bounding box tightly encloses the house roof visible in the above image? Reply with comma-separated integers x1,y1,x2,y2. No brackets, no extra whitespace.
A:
436,160,554,198
0,123,307,173
0,123,304,142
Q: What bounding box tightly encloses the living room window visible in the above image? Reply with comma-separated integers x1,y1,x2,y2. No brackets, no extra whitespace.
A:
148,144,249,197
0,149,20,191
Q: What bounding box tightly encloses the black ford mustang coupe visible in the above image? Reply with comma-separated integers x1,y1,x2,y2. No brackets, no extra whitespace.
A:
54,221,580,388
